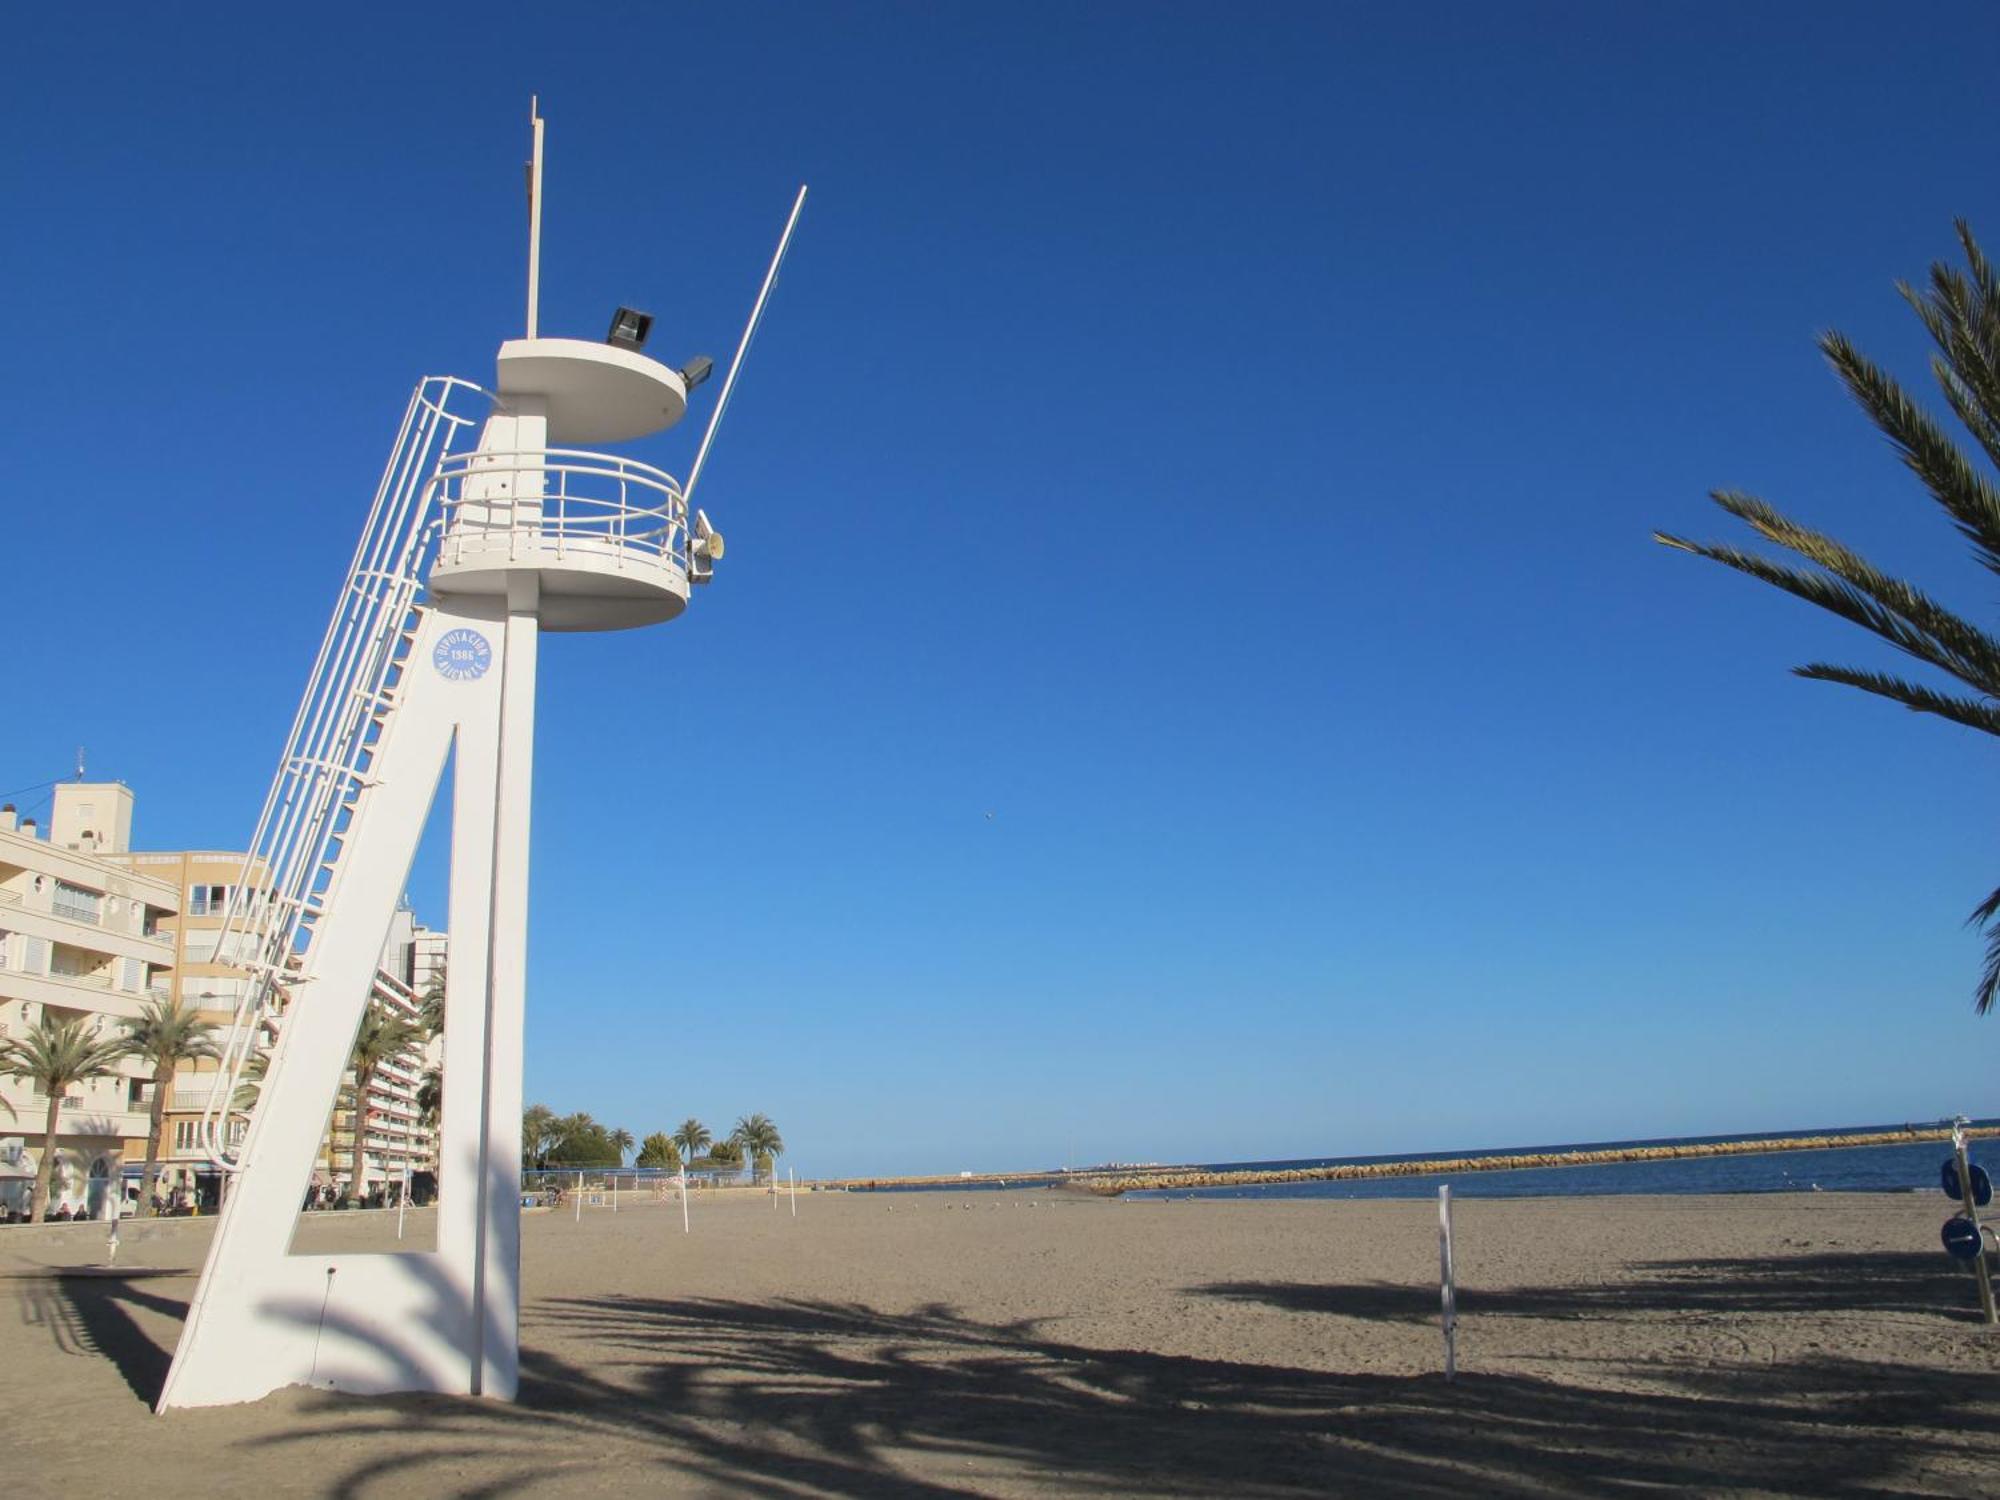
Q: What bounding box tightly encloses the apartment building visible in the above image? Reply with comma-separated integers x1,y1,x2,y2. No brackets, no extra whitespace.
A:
0,783,179,1216
104,801,448,1203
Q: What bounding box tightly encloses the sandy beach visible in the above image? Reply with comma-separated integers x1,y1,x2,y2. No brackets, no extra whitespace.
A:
3,1188,1997,1496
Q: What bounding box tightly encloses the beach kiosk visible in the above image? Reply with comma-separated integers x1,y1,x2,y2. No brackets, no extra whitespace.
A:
157,109,802,1409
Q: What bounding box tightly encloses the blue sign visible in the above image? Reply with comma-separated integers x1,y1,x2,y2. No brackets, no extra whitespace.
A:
1943,1215,1985,1262
1941,1159,1993,1208
433,628,493,682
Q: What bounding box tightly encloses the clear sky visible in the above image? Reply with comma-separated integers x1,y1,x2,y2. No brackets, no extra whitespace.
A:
5,5,1998,1176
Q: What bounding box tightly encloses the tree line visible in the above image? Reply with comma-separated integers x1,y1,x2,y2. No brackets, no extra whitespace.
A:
521,1105,785,1181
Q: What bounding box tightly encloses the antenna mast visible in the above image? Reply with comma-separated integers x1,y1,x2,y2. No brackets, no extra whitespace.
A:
684,185,808,506
526,97,545,338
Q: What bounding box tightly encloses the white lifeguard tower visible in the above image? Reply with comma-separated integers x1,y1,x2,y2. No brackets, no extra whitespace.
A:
156,107,803,1410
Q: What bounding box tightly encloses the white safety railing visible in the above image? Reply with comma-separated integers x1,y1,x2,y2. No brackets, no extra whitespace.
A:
198,376,490,1169
431,449,688,574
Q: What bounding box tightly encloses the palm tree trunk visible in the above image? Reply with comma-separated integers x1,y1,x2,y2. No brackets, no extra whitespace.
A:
348,1065,372,1203
31,1095,62,1225
138,1061,171,1219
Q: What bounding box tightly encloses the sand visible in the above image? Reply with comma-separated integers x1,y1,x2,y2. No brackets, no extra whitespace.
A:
2,1188,1997,1496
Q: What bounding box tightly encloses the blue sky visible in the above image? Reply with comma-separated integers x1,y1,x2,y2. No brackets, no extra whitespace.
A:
5,5,1998,1175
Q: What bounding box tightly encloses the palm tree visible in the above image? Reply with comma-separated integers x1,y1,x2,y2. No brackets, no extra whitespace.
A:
416,1064,442,1133
118,997,220,1218
672,1117,711,1164
231,1049,269,1113
418,963,447,1040
0,1014,128,1223
705,1136,744,1171
344,1005,423,1201
1659,222,2000,1012
730,1113,784,1183
608,1127,634,1165
636,1131,681,1169
522,1103,559,1169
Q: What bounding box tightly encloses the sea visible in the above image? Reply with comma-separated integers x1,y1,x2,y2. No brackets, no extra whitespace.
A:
855,1121,2000,1201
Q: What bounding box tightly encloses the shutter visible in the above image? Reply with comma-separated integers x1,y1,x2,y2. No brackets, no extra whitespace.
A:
122,958,144,993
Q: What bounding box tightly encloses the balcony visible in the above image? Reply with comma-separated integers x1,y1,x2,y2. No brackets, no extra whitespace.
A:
427,448,692,631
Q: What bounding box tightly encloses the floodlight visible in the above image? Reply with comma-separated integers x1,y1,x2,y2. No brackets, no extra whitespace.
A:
605,306,653,350
679,355,715,391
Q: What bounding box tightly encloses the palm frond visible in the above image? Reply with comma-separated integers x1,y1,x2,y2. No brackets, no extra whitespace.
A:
1653,526,2000,691
1703,490,2000,689
1791,664,2000,737
1820,331,2000,575
1971,881,2000,1016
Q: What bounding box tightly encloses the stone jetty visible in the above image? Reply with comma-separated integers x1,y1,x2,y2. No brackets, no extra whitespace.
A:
1059,1125,2000,1196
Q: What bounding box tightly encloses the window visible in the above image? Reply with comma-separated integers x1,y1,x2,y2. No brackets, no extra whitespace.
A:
120,958,144,993
0,929,9,969
51,882,101,924
186,884,231,917
173,1121,200,1153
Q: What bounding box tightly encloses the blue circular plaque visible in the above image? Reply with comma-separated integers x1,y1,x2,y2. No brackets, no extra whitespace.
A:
433,628,492,681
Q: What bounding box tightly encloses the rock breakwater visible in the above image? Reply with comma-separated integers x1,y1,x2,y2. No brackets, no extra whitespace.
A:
1062,1126,2000,1197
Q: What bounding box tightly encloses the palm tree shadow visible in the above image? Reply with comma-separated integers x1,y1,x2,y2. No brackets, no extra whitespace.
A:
231,1287,2000,1498
1195,1249,1991,1324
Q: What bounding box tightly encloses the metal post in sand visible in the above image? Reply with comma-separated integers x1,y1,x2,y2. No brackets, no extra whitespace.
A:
790,1167,797,1218
1952,1120,1997,1325
1438,1184,1458,1382
679,1165,690,1234
575,1170,582,1224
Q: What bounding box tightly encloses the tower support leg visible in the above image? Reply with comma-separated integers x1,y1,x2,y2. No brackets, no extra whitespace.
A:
157,595,539,1410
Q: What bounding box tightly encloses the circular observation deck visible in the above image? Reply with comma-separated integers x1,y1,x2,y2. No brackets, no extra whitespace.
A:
425,449,691,631
496,337,688,445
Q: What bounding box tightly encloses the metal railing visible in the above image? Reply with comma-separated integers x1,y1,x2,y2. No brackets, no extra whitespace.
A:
431,448,688,575
198,376,490,1169
51,889,102,925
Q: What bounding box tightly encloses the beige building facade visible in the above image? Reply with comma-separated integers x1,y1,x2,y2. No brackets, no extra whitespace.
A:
0,784,179,1216
0,776,445,1213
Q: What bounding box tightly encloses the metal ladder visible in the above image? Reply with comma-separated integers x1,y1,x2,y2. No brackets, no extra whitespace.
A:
199,376,490,1168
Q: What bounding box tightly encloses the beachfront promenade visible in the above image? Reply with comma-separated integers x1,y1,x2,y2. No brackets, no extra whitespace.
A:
1,1188,1996,1494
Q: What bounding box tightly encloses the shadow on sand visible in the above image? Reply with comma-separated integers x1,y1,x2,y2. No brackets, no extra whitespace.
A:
1195,1248,1994,1325
59,1250,2000,1496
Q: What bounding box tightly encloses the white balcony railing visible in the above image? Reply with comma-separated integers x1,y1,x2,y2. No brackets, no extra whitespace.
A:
431,449,688,575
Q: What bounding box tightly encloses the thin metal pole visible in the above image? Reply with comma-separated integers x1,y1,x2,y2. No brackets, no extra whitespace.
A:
679,1165,690,1234
682,185,808,507
526,98,545,339
574,1169,582,1223
790,1167,796,1218
1953,1121,1997,1325
1438,1185,1458,1382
